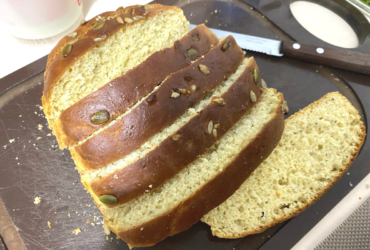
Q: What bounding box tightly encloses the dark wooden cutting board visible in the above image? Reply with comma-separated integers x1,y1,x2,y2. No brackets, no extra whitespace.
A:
0,0,369,249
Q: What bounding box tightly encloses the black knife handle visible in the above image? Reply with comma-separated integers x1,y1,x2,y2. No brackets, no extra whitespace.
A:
281,40,370,75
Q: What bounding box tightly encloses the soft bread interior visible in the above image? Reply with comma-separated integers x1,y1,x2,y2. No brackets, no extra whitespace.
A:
47,9,188,122
202,92,365,238
97,88,283,231
82,58,255,184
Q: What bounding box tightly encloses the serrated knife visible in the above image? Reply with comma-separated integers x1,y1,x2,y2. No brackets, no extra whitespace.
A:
190,24,370,75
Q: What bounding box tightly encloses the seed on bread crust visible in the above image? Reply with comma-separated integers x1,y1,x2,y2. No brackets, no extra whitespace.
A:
67,32,77,38
199,64,210,75
116,16,124,24
62,44,72,57
124,17,133,23
208,121,213,134
93,21,105,30
212,97,226,105
171,92,180,98
250,90,257,103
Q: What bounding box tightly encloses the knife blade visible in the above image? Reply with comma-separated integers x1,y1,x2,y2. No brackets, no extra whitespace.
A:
190,24,370,75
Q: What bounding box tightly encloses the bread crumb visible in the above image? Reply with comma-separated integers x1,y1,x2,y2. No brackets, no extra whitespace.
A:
47,133,52,136
34,197,41,205
86,219,90,223
349,182,353,187
68,213,71,217
359,197,361,200
37,137,42,140
47,221,51,228
91,223,95,226
9,139,15,143
141,227,144,231
38,124,43,130
114,174,118,179
19,115,22,117
103,222,111,235
72,228,81,235
106,236,109,240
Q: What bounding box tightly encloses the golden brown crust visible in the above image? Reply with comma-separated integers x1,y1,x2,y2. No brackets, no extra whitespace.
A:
53,24,219,148
205,91,366,239
70,35,245,171
114,91,285,248
42,4,182,118
45,4,162,71
91,58,263,206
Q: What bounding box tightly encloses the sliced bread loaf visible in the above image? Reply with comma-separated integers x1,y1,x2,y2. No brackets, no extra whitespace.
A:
70,36,245,171
202,92,365,238
81,57,263,206
91,88,284,248
42,4,189,127
52,24,219,148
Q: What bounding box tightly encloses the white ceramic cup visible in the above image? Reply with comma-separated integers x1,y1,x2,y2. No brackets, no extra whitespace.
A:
0,0,83,40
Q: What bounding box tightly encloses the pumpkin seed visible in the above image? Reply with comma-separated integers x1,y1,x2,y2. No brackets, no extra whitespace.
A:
124,17,133,23
208,121,213,134
253,68,260,85
199,64,210,75
250,90,257,103
221,39,231,51
186,48,198,57
67,32,77,38
93,21,105,30
99,194,117,205
94,34,106,42
62,44,72,57
212,96,226,105
171,92,180,98
91,110,110,124
116,16,124,24
261,79,267,89
190,85,197,92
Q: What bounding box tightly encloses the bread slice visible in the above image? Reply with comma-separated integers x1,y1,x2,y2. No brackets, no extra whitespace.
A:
70,36,244,171
52,24,219,148
91,88,284,248
202,92,365,238
82,57,263,206
42,4,188,127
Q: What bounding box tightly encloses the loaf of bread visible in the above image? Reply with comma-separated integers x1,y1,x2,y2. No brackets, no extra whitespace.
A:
42,4,291,248
53,24,219,148
43,4,189,139
202,92,365,238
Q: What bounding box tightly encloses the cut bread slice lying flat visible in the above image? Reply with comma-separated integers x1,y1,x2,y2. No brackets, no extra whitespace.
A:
202,92,365,238
92,88,284,248
42,4,188,127
53,24,219,148
70,36,244,171
82,57,263,206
